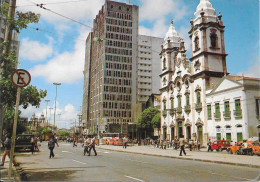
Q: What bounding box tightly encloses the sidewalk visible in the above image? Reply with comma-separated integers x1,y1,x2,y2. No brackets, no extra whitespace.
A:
0,157,21,182
97,144,260,168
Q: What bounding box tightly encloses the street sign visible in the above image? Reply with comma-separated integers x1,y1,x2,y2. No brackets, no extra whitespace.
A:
11,69,31,87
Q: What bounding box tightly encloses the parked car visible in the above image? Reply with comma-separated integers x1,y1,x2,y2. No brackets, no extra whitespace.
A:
15,134,34,151
210,140,230,152
228,141,260,156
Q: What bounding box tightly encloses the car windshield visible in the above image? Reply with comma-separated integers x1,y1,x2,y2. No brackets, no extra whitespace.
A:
16,135,32,141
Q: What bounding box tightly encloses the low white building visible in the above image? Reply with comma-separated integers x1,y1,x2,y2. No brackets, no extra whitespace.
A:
206,76,260,142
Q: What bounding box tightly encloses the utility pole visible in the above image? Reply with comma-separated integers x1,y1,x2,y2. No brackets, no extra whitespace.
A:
49,108,53,130
53,82,61,132
0,0,17,156
45,100,50,128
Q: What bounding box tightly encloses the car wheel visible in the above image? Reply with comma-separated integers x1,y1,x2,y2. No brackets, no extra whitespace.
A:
220,148,223,152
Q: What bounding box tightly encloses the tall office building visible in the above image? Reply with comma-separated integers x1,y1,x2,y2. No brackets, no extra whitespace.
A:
82,0,139,134
137,35,163,103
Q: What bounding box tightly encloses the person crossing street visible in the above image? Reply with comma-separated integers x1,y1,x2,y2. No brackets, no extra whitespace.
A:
88,137,97,156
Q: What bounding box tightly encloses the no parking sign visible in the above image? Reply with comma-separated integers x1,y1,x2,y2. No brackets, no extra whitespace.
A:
11,69,31,87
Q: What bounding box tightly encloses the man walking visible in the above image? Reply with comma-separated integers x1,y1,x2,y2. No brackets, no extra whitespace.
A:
207,139,213,152
82,136,90,156
48,135,59,158
179,135,186,156
123,136,128,149
88,137,97,156
1,133,19,166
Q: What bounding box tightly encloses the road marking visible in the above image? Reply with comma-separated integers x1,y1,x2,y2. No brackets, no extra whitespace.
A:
103,151,111,154
125,175,144,182
72,160,87,165
61,151,73,154
61,144,71,145
125,159,148,164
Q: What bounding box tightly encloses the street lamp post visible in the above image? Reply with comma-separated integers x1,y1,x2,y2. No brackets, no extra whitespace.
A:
45,99,50,128
49,107,53,130
53,82,61,132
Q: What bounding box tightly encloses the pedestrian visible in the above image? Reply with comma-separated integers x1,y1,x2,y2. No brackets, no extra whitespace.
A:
123,136,128,149
73,138,77,147
48,135,59,159
197,140,200,150
207,139,213,152
88,137,97,156
163,140,167,149
30,136,36,154
82,136,89,156
174,137,178,150
189,139,193,151
1,133,19,166
179,135,186,156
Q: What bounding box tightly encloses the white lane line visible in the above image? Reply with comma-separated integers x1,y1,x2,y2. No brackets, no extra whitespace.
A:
61,151,73,153
72,160,87,165
125,175,144,182
125,159,148,164
103,151,111,154
61,144,71,145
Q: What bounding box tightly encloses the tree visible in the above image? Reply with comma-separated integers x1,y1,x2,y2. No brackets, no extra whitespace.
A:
0,2,46,136
137,107,160,138
57,130,70,137
151,113,161,129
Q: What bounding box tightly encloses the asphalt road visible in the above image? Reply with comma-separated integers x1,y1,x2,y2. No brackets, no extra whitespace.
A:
16,142,260,181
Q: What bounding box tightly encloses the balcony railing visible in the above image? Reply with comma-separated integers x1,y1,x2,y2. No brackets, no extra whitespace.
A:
195,103,202,112
233,109,242,119
176,107,182,114
169,109,176,116
214,112,221,120
223,111,231,120
185,105,191,114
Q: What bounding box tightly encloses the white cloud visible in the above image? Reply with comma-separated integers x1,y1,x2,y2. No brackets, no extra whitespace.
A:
17,0,105,27
20,103,78,129
29,28,89,83
20,38,53,61
139,18,168,38
238,59,260,78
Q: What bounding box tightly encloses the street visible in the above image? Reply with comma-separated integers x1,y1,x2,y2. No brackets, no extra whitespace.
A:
14,142,260,181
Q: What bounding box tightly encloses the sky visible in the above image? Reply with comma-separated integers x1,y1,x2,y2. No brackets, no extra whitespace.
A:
15,0,259,129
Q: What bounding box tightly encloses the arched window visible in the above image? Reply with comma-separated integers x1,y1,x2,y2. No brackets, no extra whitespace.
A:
194,36,199,51
163,58,166,70
210,33,217,47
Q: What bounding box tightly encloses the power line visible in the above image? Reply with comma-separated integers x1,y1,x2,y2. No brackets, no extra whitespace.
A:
28,26,86,42
23,0,93,29
17,0,91,7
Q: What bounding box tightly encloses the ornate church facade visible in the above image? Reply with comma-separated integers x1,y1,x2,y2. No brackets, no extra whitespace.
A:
160,0,260,145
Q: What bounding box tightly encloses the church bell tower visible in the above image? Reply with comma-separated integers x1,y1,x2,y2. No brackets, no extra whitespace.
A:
189,0,228,88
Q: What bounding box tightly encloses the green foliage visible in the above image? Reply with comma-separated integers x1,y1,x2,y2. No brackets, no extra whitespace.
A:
41,128,52,134
3,108,27,134
57,130,70,136
151,113,161,129
0,3,45,135
137,107,160,129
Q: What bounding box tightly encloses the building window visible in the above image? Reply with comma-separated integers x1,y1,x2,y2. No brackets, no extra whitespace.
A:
210,33,217,48
163,58,166,70
234,99,242,118
119,6,121,10
207,105,212,119
170,98,174,109
256,98,260,120
215,103,220,120
111,5,113,9
194,36,199,51
224,101,231,119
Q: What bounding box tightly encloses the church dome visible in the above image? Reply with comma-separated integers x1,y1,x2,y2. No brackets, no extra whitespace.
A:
194,0,216,24
164,20,180,43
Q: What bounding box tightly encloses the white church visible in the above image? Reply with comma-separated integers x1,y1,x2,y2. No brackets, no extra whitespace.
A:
159,0,260,146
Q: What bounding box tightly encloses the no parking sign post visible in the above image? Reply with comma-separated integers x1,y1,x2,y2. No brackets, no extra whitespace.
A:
8,69,31,180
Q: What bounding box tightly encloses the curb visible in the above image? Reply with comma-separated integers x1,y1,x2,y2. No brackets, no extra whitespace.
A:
97,146,260,169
